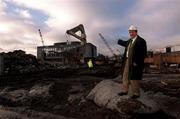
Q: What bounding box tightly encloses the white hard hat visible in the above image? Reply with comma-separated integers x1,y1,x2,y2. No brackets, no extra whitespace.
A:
128,25,137,31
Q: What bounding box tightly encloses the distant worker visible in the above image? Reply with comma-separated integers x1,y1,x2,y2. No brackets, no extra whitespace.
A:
87,59,94,70
117,25,147,99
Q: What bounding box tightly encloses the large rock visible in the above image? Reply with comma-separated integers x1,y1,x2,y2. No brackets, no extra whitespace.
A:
86,80,159,114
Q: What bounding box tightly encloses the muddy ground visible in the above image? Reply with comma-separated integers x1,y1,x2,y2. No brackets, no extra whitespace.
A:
0,66,179,119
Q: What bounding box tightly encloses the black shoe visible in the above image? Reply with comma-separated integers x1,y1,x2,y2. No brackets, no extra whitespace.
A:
130,95,140,99
118,92,127,96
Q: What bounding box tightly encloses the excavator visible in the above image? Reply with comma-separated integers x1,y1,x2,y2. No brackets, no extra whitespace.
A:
66,24,96,65
66,24,87,45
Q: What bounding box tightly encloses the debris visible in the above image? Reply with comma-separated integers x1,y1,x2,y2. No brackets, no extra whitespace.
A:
161,79,180,88
161,80,168,86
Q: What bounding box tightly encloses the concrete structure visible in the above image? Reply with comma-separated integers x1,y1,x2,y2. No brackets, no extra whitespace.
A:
0,54,4,75
37,41,97,65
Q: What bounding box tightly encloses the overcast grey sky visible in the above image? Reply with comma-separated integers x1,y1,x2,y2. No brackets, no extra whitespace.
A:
0,0,179,56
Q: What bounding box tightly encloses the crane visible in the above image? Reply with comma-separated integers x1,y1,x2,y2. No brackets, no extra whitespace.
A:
38,29,46,62
98,33,116,57
38,29,45,46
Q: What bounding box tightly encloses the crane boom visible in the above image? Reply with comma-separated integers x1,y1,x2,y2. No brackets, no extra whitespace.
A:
98,33,116,57
38,29,45,46
66,24,87,45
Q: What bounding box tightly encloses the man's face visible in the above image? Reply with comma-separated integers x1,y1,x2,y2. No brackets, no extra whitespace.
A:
129,30,137,39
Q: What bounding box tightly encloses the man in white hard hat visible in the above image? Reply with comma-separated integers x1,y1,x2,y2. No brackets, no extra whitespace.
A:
118,25,147,99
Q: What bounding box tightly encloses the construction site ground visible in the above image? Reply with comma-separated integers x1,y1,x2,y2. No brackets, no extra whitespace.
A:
0,66,179,119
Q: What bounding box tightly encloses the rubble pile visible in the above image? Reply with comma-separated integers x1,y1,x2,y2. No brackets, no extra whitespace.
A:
1,50,40,74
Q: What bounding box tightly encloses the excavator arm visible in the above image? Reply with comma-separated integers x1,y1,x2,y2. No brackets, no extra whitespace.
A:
66,24,87,44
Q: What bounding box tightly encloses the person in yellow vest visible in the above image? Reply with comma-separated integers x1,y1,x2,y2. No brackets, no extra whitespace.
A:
87,59,94,70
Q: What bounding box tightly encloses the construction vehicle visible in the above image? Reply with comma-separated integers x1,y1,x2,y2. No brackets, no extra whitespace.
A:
66,24,87,45
66,24,96,64
66,24,87,63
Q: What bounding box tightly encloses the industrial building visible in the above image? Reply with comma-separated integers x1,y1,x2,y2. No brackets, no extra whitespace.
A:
37,41,97,66
145,45,180,70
